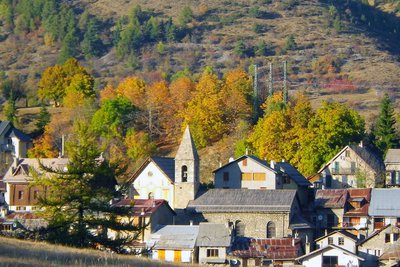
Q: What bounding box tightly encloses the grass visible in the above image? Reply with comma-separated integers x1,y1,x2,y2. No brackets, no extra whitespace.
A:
0,236,189,267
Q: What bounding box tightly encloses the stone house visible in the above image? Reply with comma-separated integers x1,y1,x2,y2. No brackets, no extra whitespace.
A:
128,126,199,210
384,149,400,187
110,198,176,246
187,189,313,246
196,223,231,265
313,189,371,238
213,155,311,207
357,224,400,267
148,225,199,263
369,189,400,232
315,144,384,189
3,157,69,213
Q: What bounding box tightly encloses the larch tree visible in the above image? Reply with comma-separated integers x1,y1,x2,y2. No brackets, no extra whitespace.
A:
374,93,399,156
32,122,142,252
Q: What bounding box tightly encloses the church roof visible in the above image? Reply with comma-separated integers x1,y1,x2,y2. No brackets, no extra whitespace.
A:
128,156,175,184
175,126,199,161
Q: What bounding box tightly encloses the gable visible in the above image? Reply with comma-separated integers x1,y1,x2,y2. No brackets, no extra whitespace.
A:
315,231,357,244
133,161,174,187
214,155,276,174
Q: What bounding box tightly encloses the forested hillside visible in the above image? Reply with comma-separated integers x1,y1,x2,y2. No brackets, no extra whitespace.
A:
1,0,400,181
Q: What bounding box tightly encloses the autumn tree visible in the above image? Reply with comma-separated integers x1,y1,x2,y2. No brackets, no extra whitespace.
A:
116,76,146,109
99,83,117,103
38,65,66,106
28,125,58,158
374,93,399,156
32,122,141,252
124,129,157,162
182,68,226,148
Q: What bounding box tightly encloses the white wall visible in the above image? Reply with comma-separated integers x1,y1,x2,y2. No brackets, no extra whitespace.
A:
133,162,175,208
317,233,356,253
302,248,361,267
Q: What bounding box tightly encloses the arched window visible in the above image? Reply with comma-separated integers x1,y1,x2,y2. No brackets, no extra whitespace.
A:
148,192,153,199
236,221,245,237
182,165,188,182
266,221,276,238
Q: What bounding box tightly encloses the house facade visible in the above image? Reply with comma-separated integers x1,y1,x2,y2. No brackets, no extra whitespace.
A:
316,144,384,189
129,126,199,210
315,231,357,253
369,189,400,232
3,158,69,213
213,155,311,206
384,149,400,187
196,223,231,265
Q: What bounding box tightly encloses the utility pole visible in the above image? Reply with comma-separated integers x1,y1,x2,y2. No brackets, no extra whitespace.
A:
253,64,259,121
283,61,288,104
269,62,273,97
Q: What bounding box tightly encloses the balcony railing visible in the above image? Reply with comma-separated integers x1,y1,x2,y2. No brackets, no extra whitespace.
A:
340,222,367,229
331,168,356,175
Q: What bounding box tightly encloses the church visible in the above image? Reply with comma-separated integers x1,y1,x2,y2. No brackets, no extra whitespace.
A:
128,126,199,210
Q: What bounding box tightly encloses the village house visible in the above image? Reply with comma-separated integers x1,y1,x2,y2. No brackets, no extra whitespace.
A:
231,237,303,267
128,126,199,210
2,157,69,213
213,155,311,206
314,230,358,252
357,224,400,267
147,224,200,263
384,149,400,187
368,188,400,232
314,144,384,189
313,188,371,238
187,189,313,246
196,223,231,265
110,198,176,248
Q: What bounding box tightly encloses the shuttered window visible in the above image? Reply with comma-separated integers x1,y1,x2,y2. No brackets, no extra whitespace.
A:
253,173,266,181
241,173,252,181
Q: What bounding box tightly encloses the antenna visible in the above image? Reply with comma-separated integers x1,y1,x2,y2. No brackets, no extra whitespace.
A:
253,64,259,121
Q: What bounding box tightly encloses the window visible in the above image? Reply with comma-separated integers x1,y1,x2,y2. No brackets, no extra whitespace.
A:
345,150,350,157
236,221,245,237
241,173,252,181
182,165,188,182
334,162,340,172
283,174,291,184
266,221,276,238
16,206,26,211
328,237,333,245
385,234,391,243
338,237,344,245
325,175,332,187
18,191,23,200
253,173,266,181
394,233,399,242
322,256,338,267
375,250,381,256
33,190,39,200
223,172,229,182
206,249,219,257
350,162,356,173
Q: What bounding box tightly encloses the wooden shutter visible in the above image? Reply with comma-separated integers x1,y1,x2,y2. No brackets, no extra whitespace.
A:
253,173,266,181
241,173,252,181
174,250,181,262
158,250,165,260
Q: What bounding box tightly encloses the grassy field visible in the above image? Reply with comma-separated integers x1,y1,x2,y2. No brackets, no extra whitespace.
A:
0,236,188,267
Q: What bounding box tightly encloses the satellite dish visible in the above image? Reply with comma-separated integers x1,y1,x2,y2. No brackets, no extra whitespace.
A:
318,215,323,221
12,222,17,228
231,259,238,265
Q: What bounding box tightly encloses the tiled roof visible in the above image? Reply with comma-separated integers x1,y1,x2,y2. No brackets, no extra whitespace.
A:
112,199,175,216
232,237,302,260
187,189,297,213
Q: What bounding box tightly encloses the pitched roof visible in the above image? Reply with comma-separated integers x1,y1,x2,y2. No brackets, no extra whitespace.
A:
357,224,392,246
213,155,276,174
289,214,314,230
232,237,302,260
148,225,199,250
296,244,364,262
318,144,383,174
385,149,400,164
3,158,69,183
0,121,31,142
128,156,175,184
315,189,348,209
379,245,400,261
187,189,297,213
175,126,199,161
0,121,10,136
276,162,311,186
344,188,371,217
314,230,357,243
196,223,231,247
369,189,400,217
112,198,176,216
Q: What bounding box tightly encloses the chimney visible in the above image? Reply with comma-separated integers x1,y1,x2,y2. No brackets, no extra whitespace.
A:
292,238,295,247
270,160,275,169
281,159,285,162
189,220,193,226
229,157,234,163
219,162,222,167
245,148,248,155
359,140,363,148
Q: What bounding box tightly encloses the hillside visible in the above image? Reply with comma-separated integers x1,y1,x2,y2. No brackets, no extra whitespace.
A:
0,236,187,267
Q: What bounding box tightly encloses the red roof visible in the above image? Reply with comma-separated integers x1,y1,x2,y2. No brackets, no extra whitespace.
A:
113,199,175,216
6,212,41,220
232,238,302,260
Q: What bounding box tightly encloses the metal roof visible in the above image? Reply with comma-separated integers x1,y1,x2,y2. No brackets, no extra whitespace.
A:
196,223,231,247
315,189,347,209
276,162,311,186
148,225,199,250
369,189,400,217
296,244,364,262
212,155,276,174
385,149,400,164
188,189,297,213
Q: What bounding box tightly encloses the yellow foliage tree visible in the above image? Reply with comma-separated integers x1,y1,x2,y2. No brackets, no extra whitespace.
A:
28,126,58,158
116,76,146,108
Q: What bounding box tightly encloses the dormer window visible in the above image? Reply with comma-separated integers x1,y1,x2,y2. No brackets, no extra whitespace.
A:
182,165,188,182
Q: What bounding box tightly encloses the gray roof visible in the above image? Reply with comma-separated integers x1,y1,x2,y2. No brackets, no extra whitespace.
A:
213,155,276,174
349,145,384,173
148,225,199,250
196,223,231,247
151,157,175,182
187,189,297,213
296,244,364,262
0,121,31,142
276,162,311,186
369,189,400,217
289,214,314,230
0,121,10,136
175,126,199,161
385,149,400,164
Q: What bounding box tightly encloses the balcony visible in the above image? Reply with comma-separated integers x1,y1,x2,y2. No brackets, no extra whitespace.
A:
0,144,14,152
331,168,356,175
338,222,367,229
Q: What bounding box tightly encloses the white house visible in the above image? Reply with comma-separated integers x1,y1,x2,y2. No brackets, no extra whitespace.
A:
315,230,357,253
296,244,364,267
